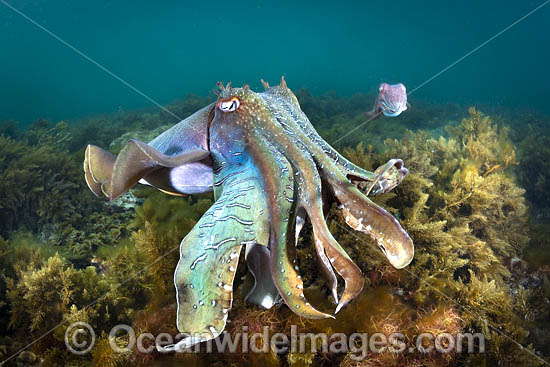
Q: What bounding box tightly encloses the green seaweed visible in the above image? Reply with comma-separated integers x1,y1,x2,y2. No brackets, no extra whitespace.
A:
0,134,92,235
333,107,542,366
1,93,549,366
0,125,136,267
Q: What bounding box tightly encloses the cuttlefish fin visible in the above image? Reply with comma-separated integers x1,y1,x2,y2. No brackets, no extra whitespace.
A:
84,145,115,198
110,139,209,200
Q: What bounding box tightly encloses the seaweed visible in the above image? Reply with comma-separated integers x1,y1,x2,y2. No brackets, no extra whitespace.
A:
130,191,212,239
0,119,21,140
0,127,136,267
1,92,548,366
517,127,550,211
0,135,93,235
2,243,152,364
333,107,541,365
22,120,72,151
295,88,465,151
91,333,130,367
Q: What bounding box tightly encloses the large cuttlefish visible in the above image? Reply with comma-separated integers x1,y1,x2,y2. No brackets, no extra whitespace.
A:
83,77,413,350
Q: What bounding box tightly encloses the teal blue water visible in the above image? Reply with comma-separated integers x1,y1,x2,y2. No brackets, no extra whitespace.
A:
1,0,549,124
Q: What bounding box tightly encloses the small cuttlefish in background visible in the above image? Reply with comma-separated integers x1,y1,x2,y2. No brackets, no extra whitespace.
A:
366,82,410,118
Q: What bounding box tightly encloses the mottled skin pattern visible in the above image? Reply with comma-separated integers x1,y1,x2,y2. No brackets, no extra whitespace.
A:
367,82,409,117
83,78,414,351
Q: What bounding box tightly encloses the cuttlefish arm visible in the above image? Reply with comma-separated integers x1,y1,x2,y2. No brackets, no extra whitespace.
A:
363,159,409,196
294,206,339,305
261,83,405,197
260,80,412,270
366,95,382,117
250,134,334,319
83,103,215,200
161,151,271,351
331,176,414,269
84,141,209,200
110,140,209,200
84,144,116,198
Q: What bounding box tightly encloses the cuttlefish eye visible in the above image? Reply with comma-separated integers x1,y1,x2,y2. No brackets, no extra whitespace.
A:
218,97,240,112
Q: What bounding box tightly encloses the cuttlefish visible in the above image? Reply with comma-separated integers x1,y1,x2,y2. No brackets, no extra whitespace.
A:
367,82,410,118
83,77,414,350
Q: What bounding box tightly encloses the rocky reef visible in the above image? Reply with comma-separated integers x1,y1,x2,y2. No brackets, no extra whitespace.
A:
0,93,549,367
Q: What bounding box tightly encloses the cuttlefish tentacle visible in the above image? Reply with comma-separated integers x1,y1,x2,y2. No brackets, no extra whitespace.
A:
313,153,414,269
249,133,333,319
262,82,408,196
261,85,377,186
250,109,363,314
260,80,413,269
313,147,414,269
295,207,339,305
309,137,407,196
291,154,364,313
330,174,414,269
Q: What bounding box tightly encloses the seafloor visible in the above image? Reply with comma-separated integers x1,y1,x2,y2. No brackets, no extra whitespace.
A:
0,89,549,367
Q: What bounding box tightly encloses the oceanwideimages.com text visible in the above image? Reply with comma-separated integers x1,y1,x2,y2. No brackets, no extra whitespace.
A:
65,322,485,361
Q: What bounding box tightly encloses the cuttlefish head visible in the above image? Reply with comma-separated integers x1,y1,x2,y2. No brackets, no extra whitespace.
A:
212,83,267,128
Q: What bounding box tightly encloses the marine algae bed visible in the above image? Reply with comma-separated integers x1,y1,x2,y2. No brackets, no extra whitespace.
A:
1,90,550,367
